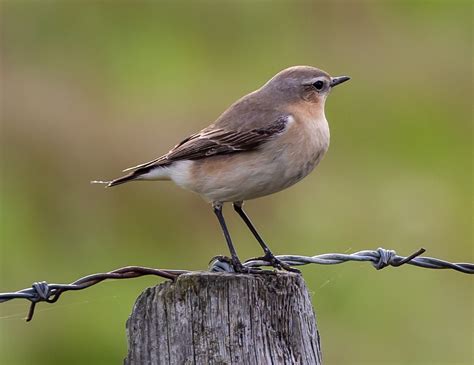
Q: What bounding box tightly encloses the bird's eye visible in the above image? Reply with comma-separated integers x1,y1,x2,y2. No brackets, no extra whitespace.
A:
313,80,324,90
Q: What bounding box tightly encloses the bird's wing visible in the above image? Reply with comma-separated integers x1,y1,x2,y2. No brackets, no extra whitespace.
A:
123,116,289,172
167,116,289,160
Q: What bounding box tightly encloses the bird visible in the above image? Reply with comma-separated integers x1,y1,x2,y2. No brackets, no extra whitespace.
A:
93,65,350,273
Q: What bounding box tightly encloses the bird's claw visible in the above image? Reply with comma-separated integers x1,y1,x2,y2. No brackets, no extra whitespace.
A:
209,255,263,274
246,253,301,273
232,260,265,274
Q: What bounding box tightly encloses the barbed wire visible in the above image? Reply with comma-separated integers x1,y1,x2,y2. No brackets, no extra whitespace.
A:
0,267,189,322
1,247,472,321
245,247,474,273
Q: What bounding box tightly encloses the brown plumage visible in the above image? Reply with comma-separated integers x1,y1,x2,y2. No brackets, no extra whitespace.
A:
94,66,350,272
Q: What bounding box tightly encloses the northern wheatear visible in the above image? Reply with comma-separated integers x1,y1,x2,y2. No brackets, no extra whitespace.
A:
93,66,350,273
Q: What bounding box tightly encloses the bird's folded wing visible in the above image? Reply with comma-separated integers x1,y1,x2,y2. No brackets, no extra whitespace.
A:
123,116,289,172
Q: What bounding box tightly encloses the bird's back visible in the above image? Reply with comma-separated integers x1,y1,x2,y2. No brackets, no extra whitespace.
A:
211,88,289,132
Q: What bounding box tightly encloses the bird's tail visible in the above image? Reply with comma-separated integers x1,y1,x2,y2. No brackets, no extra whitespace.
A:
91,171,141,188
91,161,167,187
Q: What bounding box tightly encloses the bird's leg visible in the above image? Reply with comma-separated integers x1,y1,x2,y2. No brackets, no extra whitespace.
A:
233,202,300,273
212,202,256,274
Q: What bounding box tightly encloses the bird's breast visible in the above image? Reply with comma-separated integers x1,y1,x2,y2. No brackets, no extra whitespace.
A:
270,114,330,187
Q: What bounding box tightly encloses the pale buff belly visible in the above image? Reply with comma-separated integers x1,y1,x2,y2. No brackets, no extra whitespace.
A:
175,118,330,202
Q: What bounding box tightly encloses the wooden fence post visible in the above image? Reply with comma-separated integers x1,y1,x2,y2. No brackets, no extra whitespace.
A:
125,272,322,365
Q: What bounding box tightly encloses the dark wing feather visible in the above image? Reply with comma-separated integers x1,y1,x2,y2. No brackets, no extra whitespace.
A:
165,116,289,161
122,116,289,174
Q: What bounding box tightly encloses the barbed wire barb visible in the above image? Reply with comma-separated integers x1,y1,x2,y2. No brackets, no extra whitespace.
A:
1,247,472,321
0,266,190,321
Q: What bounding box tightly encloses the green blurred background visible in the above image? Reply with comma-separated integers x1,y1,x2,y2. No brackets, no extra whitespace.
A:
0,1,472,364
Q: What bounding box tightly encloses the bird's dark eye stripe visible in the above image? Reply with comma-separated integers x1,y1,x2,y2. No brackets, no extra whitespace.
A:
313,80,324,90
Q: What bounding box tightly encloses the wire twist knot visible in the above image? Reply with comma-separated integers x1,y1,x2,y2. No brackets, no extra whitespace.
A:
31,281,52,302
209,256,235,272
373,248,397,270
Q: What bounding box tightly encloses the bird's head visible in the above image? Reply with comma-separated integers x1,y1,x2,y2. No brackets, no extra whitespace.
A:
263,65,350,105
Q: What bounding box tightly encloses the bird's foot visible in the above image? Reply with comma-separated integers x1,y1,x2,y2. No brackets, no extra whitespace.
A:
246,253,301,273
209,255,264,274
232,260,266,274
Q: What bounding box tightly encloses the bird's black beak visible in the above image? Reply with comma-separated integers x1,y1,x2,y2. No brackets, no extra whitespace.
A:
330,76,351,87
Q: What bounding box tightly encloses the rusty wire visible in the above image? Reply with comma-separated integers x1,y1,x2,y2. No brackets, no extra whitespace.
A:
1,247,472,321
0,266,189,321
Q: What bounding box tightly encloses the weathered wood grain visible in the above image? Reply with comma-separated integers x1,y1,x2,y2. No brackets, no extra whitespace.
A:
125,272,322,365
